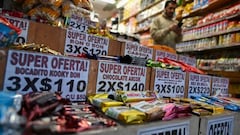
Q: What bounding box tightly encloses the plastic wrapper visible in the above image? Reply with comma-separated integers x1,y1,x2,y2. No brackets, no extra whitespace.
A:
72,0,93,11
39,0,63,8
115,90,157,103
0,16,21,47
92,98,124,113
22,0,40,12
28,5,61,22
105,106,146,124
131,101,165,121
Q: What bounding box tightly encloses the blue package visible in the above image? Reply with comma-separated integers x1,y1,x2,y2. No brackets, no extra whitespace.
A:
0,23,19,47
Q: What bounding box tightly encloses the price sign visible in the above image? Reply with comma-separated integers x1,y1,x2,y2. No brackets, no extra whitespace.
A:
68,15,96,33
138,121,189,135
124,41,153,59
188,73,211,98
155,50,178,61
3,50,90,101
207,116,234,135
212,76,229,96
4,16,29,44
96,61,147,94
178,55,197,67
65,29,109,56
154,68,186,98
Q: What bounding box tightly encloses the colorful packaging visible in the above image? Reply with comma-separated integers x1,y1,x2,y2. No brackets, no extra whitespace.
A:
92,98,124,112
131,101,165,121
115,90,157,103
105,106,146,124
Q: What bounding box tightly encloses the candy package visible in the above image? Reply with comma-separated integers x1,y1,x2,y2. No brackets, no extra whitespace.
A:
92,98,124,112
39,0,63,8
105,106,146,124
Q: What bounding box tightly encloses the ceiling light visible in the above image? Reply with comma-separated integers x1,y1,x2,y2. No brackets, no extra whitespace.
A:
99,0,116,4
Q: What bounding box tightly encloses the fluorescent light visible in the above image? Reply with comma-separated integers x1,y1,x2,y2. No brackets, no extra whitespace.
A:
116,0,128,8
99,0,116,4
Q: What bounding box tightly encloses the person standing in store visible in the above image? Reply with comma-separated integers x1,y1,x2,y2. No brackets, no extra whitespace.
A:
150,0,182,50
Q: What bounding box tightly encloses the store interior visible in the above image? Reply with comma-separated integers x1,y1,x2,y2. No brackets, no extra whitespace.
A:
0,0,240,134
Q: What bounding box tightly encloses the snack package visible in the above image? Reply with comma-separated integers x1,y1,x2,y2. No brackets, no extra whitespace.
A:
0,16,21,47
39,0,63,8
115,90,157,103
22,0,40,12
105,106,146,124
131,101,165,121
92,98,124,112
72,0,93,11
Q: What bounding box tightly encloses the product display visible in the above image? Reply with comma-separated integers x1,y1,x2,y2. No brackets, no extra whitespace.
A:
0,0,240,135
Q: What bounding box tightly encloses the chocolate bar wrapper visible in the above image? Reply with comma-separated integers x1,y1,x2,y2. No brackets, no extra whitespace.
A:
131,101,164,121
105,106,146,124
115,90,156,103
92,98,124,112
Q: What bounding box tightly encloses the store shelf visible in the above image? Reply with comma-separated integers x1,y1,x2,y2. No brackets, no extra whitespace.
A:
121,0,162,22
137,10,163,24
182,0,239,19
183,12,240,31
182,28,240,42
177,43,240,53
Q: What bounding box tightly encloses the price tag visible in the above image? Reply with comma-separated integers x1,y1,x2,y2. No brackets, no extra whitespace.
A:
178,55,197,67
124,41,153,59
207,116,234,135
138,121,189,135
188,73,211,98
154,68,186,98
65,29,109,56
155,50,177,61
68,15,96,33
96,61,147,94
4,16,29,44
3,50,90,101
212,76,229,96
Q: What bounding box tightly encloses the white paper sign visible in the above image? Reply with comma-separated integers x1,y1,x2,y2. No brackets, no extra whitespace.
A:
178,55,197,67
3,50,90,101
4,16,29,44
96,61,147,93
154,68,186,98
65,29,109,56
212,76,229,96
124,41,153,59
68,15,96,33
207,116,234,135
188,73,211,98
138,121,189,135
155,50,178,61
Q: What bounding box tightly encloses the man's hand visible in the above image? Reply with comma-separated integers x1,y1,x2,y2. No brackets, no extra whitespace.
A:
170,23,182,35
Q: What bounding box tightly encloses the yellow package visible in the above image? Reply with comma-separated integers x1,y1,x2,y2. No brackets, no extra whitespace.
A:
131,101,165,121
88,93,109,104
105,106,146,124
92,98,124,112
115,90,157,103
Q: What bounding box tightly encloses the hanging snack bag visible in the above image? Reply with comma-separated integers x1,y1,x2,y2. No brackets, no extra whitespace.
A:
0,16,21,47
39,0,63,8
105,106,146,124
22,0,40,12
72,0,93,11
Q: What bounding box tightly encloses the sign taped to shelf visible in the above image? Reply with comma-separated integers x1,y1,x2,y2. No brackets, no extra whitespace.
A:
138,121,189,135
65,29,109,56
207,116,234,135
155,50,177,61
188,73,211,97
3,50,90,101
3,15,29,44
211,76,229,96
124,41,153,59
68,15,96,33
178,55,197,67
154,69,186,98
96,61,146,93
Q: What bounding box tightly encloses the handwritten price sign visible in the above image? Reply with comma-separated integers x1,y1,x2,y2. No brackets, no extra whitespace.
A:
155,50,178,61
211,76,229,96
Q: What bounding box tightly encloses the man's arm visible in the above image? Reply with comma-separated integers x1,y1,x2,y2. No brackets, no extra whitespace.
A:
150,18,171,42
